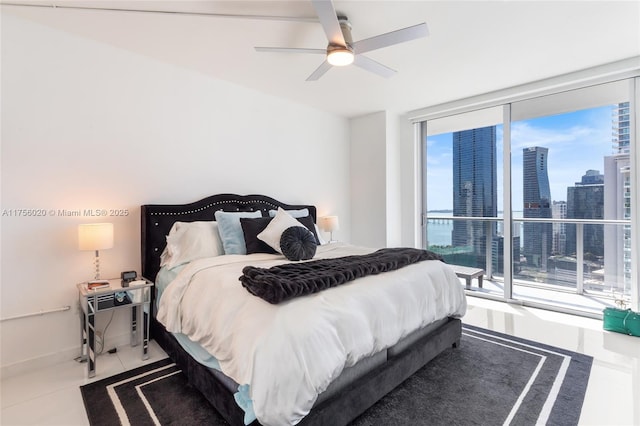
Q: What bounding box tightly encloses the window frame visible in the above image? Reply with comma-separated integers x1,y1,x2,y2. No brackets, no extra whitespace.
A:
410,60,639,313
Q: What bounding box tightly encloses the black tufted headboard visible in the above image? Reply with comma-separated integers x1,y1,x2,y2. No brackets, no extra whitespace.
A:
141,193,317,283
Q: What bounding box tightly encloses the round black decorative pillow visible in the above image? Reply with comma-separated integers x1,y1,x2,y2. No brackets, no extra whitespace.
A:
280,226,317,261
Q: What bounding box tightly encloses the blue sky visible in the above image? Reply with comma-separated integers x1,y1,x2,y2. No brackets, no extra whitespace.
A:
426,105,614,211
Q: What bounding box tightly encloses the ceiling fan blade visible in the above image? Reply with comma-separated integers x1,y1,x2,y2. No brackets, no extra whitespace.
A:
352,22,429,54
306,60,333,81
353,55,396,78
255,47,326,54
311,0,346,46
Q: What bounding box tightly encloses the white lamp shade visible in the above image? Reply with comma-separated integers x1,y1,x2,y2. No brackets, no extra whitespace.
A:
319,216,340,232
78,223,114,251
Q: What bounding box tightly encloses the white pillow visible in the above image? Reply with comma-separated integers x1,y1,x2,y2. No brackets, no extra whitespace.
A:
268,208,309,218
269,208,325,244
258,208,306,254
160,221,224,269
314,224,326,245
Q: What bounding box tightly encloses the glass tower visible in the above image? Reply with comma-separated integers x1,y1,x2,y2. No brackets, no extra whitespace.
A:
451,126,497,268
522,146,552,269
614,102,630,154
566,170,604,257
552,201,567,255
604,102,631,292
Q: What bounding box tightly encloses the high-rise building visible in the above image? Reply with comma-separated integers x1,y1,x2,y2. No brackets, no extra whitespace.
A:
613,102,630,154
577,169,605,185
522,146,552,269
492,235,521,274
552,201,567,255
451,126,497,268
604,102,631,291
566,170,604,257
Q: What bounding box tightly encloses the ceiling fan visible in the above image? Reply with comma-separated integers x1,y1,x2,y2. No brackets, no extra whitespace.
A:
255,0,429,81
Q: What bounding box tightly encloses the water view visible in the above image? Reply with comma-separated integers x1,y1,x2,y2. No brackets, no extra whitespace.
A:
426,211,524,248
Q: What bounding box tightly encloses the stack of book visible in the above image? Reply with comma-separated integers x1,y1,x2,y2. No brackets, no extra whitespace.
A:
87,280,110,290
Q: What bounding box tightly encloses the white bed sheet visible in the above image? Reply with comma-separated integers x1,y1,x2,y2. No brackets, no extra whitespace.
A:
157,243,467,426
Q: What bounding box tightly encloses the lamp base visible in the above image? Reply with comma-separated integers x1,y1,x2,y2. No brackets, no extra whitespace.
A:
94,250,102,281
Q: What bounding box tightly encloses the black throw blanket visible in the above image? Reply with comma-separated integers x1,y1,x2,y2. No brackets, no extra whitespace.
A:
239,248,444,304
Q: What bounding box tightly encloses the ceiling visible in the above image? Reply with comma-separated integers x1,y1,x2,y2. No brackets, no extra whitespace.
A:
3,1,640,118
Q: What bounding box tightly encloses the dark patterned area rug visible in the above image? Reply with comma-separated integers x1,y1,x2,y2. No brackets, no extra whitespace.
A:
81,325,592,426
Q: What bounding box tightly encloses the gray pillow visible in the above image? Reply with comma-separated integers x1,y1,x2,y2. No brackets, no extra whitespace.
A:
280,226,317,261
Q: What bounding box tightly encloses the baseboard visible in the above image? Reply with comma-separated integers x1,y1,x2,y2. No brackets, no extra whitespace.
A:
0,331,132,380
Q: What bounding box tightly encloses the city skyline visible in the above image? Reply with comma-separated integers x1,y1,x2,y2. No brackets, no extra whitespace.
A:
426,105,613,212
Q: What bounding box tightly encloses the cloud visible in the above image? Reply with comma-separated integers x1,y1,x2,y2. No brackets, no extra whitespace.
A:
511,122,596,151
511,107,612,154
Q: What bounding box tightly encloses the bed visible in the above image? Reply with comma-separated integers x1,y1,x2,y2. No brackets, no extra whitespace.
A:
141,193,466,426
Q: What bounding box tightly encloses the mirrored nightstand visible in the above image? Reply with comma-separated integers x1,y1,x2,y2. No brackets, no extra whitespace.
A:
77,277,154,377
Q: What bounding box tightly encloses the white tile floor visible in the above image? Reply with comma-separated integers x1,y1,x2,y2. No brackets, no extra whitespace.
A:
472,277,623,316
0,341,168,426
1,297,639,425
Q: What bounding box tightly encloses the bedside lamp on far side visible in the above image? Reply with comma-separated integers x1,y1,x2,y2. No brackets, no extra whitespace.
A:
319,216,339,243
78,223,113,282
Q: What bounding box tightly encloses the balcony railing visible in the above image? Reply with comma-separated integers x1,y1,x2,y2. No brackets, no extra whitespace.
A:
425,215,631,304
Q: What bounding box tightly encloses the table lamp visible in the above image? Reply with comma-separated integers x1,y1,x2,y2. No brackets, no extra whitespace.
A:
78,223,114,281
319,216,339,243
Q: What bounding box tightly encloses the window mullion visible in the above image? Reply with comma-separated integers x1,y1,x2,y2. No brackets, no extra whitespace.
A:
503,104,513,300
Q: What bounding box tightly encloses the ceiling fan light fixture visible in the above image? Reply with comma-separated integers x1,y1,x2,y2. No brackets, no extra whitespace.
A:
327,46,354,66
257,1,428,80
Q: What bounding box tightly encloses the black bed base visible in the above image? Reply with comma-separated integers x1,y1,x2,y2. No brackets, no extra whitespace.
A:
151,317,462,426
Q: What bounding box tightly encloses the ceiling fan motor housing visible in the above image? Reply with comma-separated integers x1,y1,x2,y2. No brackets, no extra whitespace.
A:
326,16,354,66
326,43,354,57
334,16,353,49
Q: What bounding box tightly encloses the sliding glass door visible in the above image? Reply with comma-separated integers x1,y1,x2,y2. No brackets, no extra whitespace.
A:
421,79,636,316
424,106,504,289
509,80,633,312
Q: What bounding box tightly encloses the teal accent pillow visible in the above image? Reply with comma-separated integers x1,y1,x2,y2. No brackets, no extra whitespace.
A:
214,210,262,254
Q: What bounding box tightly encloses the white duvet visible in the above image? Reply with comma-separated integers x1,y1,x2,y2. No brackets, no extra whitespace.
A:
157,243,467,426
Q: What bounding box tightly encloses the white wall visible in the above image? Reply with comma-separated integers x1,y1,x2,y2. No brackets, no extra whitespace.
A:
349,112,387,248
398,115,421,248
0,12,350,375
349,111,411,249
384,113,402,247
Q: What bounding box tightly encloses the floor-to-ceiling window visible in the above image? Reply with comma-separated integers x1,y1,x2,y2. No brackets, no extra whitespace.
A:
419,77,637,317
423,107,503,280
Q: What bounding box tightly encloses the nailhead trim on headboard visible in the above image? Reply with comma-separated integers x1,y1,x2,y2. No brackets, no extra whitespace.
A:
149,199,281,216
